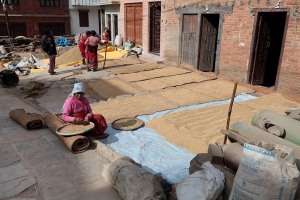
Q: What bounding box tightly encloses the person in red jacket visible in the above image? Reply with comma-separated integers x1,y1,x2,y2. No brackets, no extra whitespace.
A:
102,27,111,42
62,82,109,139
78,31,91,65
84,30,107,72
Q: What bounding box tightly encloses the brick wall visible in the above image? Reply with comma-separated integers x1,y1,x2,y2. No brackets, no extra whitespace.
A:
119,0,166,61
162,0,300,96
7,0,69,15
0,0,70,37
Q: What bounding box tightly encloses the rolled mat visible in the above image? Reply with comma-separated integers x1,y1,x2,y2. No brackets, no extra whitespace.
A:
44,114,90,154
9,109,44,130
252,109,300,145
230,121,300,169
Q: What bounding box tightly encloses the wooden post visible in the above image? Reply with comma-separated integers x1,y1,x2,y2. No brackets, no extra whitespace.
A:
4,3,11,39
223,81,238,144
103,42,108,69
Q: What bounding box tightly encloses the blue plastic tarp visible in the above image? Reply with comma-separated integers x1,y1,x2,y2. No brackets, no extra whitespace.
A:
103,93,256,183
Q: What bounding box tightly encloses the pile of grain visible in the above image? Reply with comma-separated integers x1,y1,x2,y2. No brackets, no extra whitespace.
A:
56,47,82,65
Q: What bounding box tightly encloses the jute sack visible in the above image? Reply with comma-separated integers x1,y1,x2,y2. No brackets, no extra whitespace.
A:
102,157,170,200
230,143,300,200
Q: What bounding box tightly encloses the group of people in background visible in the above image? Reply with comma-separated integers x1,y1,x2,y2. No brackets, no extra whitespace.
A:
42,28,111,75
78,28,110,72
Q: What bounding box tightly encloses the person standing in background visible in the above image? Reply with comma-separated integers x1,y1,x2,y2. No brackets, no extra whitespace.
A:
78,31,91,65
102,27,111,43
85,30,107,72
43,30,57,75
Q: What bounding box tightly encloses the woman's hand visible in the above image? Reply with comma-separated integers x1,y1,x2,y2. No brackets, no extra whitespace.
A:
84,116,90,122
75,118,83,123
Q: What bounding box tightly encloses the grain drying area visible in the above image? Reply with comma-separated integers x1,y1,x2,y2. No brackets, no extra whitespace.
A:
2,46,300,199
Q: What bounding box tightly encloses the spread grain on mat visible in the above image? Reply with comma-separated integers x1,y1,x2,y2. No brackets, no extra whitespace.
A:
146,93,298,154
58,123,94,135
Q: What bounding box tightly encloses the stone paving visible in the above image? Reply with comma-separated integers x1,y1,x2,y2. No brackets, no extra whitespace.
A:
0,65,122,199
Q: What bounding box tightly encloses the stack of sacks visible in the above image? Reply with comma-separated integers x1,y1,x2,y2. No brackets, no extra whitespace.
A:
188,141,300,200
186,143,242,199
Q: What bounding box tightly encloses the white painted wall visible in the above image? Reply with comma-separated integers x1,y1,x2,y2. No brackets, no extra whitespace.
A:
69,8,100,36
68,0,120,44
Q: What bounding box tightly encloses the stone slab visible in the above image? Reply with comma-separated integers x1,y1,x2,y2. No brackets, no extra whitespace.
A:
0,151,20,168
0,177,36,199
0,163,30,183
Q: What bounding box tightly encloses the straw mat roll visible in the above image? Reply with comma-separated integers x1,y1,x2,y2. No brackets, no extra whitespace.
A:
9,109,44,130
44,114,90,154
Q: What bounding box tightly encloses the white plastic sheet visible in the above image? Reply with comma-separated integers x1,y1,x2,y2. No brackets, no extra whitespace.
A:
176,162,225,200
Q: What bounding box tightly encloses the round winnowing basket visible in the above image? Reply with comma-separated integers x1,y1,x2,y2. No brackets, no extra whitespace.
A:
56,122,95,136
112,117,144,131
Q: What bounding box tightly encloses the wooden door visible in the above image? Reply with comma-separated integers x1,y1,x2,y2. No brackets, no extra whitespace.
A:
181,14,198,68
149,2,161,54
198,14,219,72
125,3,143,46
251,15,270,85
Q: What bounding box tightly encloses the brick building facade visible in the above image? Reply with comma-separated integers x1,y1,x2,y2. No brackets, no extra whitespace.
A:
119,0,300,97
166,0,300,97
119,0,166,62
0,0,70,37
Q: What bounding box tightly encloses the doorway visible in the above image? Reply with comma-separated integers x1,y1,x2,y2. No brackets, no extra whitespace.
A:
249,12,287,87
198,14,219,72
125,3,143,46
100,9,105,35
180,14,198,68
107,14,111,32
149,2,161,55
113,14,118,36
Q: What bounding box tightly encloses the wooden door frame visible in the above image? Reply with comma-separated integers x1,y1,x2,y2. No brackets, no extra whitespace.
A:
198,14,223,72
176,5,231,74
124,3,143,45
149,1,161,55
178,13,201,68
247,8,289,89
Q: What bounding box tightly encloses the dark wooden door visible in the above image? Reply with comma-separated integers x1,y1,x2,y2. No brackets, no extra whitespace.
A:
198,14,219,72
125,3,143,46
149,2,161,54
181,14,198,68
251,15,270,85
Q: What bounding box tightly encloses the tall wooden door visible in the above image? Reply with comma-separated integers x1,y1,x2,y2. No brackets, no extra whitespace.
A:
251,15,270,85
181,14,198,68
149,2,161,54
198,14,219,72
125,3,143,46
